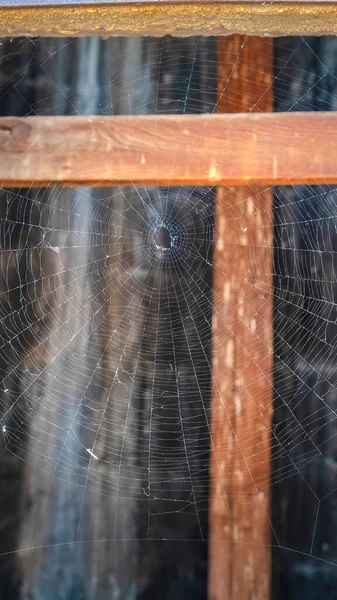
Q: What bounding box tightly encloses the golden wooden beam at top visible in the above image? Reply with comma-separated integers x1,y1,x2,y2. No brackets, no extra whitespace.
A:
0,1,336,38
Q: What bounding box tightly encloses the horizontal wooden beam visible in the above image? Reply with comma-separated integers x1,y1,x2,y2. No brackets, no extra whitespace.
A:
0,1,337,37
0,113,336,188
5,1,337,4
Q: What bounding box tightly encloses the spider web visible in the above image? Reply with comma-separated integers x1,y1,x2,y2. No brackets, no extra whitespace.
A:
0,34,336,598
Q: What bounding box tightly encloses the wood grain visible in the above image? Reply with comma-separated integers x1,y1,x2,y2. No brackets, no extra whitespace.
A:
0,1,337,38
0,113,336,187
209,36,273,600
3,1,337,5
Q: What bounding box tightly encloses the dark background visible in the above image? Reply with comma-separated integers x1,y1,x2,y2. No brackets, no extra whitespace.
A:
0,35,336,599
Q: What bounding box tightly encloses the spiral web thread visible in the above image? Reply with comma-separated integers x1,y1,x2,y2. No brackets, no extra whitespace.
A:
0,36,336,574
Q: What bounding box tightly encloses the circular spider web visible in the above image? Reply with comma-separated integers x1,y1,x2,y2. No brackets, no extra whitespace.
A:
0,34,336,598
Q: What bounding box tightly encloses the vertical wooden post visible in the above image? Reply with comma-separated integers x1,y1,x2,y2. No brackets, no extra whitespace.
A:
209,36,273,600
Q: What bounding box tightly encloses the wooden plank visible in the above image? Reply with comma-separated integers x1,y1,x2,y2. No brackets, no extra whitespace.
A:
0,113,337,187
3,1,337,5
209,36,273,600
0,1,337,38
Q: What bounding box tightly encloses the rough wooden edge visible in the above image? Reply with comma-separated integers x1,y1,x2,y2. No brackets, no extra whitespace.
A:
0,3,337,38
3,1,337,5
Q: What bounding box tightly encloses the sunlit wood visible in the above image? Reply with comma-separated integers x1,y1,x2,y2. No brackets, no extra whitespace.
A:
0,113,336,188
0,1,336,38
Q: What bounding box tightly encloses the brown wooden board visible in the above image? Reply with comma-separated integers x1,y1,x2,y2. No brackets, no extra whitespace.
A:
2,1,337,5
209,36,273,600
0,113,337,187
0,1,337,37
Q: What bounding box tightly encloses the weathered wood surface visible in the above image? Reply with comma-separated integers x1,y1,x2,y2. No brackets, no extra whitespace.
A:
1,113,337,187
0,1,337,38
209,36,273,600
3,1,337,5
